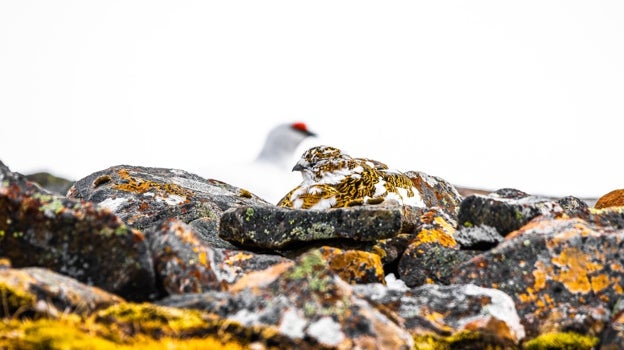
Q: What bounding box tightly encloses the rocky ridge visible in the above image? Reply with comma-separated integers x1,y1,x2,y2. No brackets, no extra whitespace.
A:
0,160,622,349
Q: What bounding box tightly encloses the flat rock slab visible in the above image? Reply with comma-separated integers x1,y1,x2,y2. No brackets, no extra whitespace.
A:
219,204,424,250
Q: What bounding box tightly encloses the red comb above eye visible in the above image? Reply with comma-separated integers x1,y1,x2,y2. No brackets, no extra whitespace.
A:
292,122,308,132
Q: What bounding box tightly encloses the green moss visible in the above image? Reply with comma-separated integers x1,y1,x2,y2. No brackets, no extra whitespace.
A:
523,332,599,350
0,282,36,317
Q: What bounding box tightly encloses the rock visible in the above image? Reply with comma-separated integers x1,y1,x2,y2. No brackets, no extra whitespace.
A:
159,249,414,349
352,282,525,347
148,218,292,295
405,170,463,218
397,209,470,287
458,188,565,237
319,246,386,284
219,204,424,250
0,161,157,301
454,225,504,250
600,298,624,349
595,189,624,209
67,165,269,233
25,172,74,196
451,216,623,339
0,266,124,318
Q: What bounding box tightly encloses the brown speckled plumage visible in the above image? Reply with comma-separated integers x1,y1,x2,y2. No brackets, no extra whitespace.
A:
277,145,425,210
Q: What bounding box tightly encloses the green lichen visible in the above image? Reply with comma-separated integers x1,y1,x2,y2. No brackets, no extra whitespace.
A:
463,221,474,228
522,332,599,350
515,210,524,220
309,222,335,239
37,196,65,216
286,250,332,293
245,208,254,222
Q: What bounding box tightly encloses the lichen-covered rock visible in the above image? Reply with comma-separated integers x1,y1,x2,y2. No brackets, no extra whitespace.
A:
67,165,269,233
369,233,414,267
404,170,463,218
595,189,624,209
0,161,157,301
148,219,222,294
458,188,565,237
148,219,291,295
352,282,525,347
397,209,470,287
319,246,385,284
453,225,504,250
0,267,123,318
451,216,624,339
159,249,414,349
219,204,424,250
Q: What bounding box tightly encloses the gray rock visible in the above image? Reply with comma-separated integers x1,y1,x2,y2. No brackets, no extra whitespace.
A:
458,188,564,237
67,165,270,233
0,161,157,301
219,204,425,250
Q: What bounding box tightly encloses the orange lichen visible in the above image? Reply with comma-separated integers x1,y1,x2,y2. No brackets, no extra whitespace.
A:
590,274,610,293
113,169,191,199
319,247,385,284
550,247,602,294
225,252,253,266
533,261,548,290
413,229,458,249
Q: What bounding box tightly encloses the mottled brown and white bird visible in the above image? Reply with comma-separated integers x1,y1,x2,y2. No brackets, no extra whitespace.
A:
277,145,425,210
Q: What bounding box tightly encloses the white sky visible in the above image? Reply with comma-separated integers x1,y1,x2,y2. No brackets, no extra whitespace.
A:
1,1,623,199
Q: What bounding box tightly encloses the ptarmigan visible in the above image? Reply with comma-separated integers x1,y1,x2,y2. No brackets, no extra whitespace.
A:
255,122,316,169
277,145,426,210
195,122,316,204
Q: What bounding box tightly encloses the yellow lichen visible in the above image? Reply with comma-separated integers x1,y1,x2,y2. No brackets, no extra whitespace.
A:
550,247,602,294
0,316,246,350
0,282,36,318
522,331,599,350
412,330,500,350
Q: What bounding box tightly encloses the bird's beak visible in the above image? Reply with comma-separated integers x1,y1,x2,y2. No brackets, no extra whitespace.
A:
292,163,304,172
305,130,317,137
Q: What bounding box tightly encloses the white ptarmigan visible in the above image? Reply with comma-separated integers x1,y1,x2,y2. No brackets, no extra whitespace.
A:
197,122,316,204
277,145,426,210
255,122,316,169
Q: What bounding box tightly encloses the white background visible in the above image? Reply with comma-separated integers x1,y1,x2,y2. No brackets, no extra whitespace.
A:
1,1,623,199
